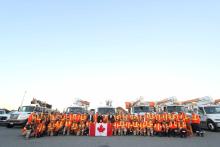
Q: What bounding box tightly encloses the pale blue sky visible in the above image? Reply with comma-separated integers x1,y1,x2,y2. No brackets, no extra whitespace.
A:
0,0,220,110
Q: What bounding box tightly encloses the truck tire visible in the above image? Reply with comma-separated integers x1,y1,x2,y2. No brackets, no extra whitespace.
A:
207,120,217,131
7,124,14,128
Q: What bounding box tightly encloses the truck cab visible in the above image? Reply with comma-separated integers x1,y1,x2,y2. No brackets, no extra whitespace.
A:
96,106,116,115
198,105,220,131
163,105,186,113
7,105,44,128
0,109,10,125
131,105,153,115
66,106,86,114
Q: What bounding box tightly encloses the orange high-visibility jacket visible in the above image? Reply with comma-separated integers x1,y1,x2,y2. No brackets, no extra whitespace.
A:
191,114,200,124
169,121,177,129
48,123,55,131
75,114,81,122
147,121,153,128
178,113,186,121
154,123,162,132
143,121,148,128
139,122,145,129
65,120,72,127
163,113,169,122
113,122,120,129
71,123,78,130
132,122,139,128
119,121,125,127
125,122,132,129
80,114,87,121
162,123,169,130
178,122,187,129
126,114,131,121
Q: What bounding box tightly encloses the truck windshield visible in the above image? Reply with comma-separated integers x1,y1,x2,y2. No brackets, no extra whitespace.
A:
0,110,4,114
98,108,115,115
167,106,184,113
133,106,150,113
204,107,220,114
66,107,84,114
20,106,35,112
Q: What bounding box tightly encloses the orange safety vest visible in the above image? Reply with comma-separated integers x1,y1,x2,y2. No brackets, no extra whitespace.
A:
137,115,142,121
154,123,162,132
178,113,185,121
75,114,81,122
178,122,187,129
126,114,131,121
41,123,45,132
125,122,132,129
72,123,78,130
113,122,120,129
169,114,175,121
143,121,147,128
169,121,177,129
122,115,126,121
130,115,134,121
27,113,33,123
185,116,191,124
139,122,145,129
50,114,55,121
55,121,60,128
175,115,180,122
119,121,125,128
116,115,121,121
36,115,41,124
147,121,153,128
144,114,148,121
69,114,73,121
163,113,169,121
162,123,169,130
80,114,87,121
156,114,162,122
150,114,155,121
132,122,139,128
65,120,72,127
79,123,85,129
191,114,200,124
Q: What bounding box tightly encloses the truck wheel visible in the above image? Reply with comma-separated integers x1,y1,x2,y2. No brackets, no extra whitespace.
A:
7,124,14,128
207,120,217,131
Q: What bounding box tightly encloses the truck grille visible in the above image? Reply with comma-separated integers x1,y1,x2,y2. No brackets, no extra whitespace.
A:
0,116,7,120
10,114,19,119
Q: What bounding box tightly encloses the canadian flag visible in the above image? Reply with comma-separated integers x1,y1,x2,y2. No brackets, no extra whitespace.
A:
89,123,112,136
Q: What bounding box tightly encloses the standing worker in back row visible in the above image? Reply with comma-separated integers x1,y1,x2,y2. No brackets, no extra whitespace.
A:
191,112,204,137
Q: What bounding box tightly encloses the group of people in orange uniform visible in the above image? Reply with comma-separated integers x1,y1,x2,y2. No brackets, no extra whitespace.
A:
22,111,203,139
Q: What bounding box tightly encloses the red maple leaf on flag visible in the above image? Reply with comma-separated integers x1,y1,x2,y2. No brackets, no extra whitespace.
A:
97,124,105,133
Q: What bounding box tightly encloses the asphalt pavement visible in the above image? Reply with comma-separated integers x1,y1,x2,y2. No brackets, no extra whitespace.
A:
0,126,220,147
